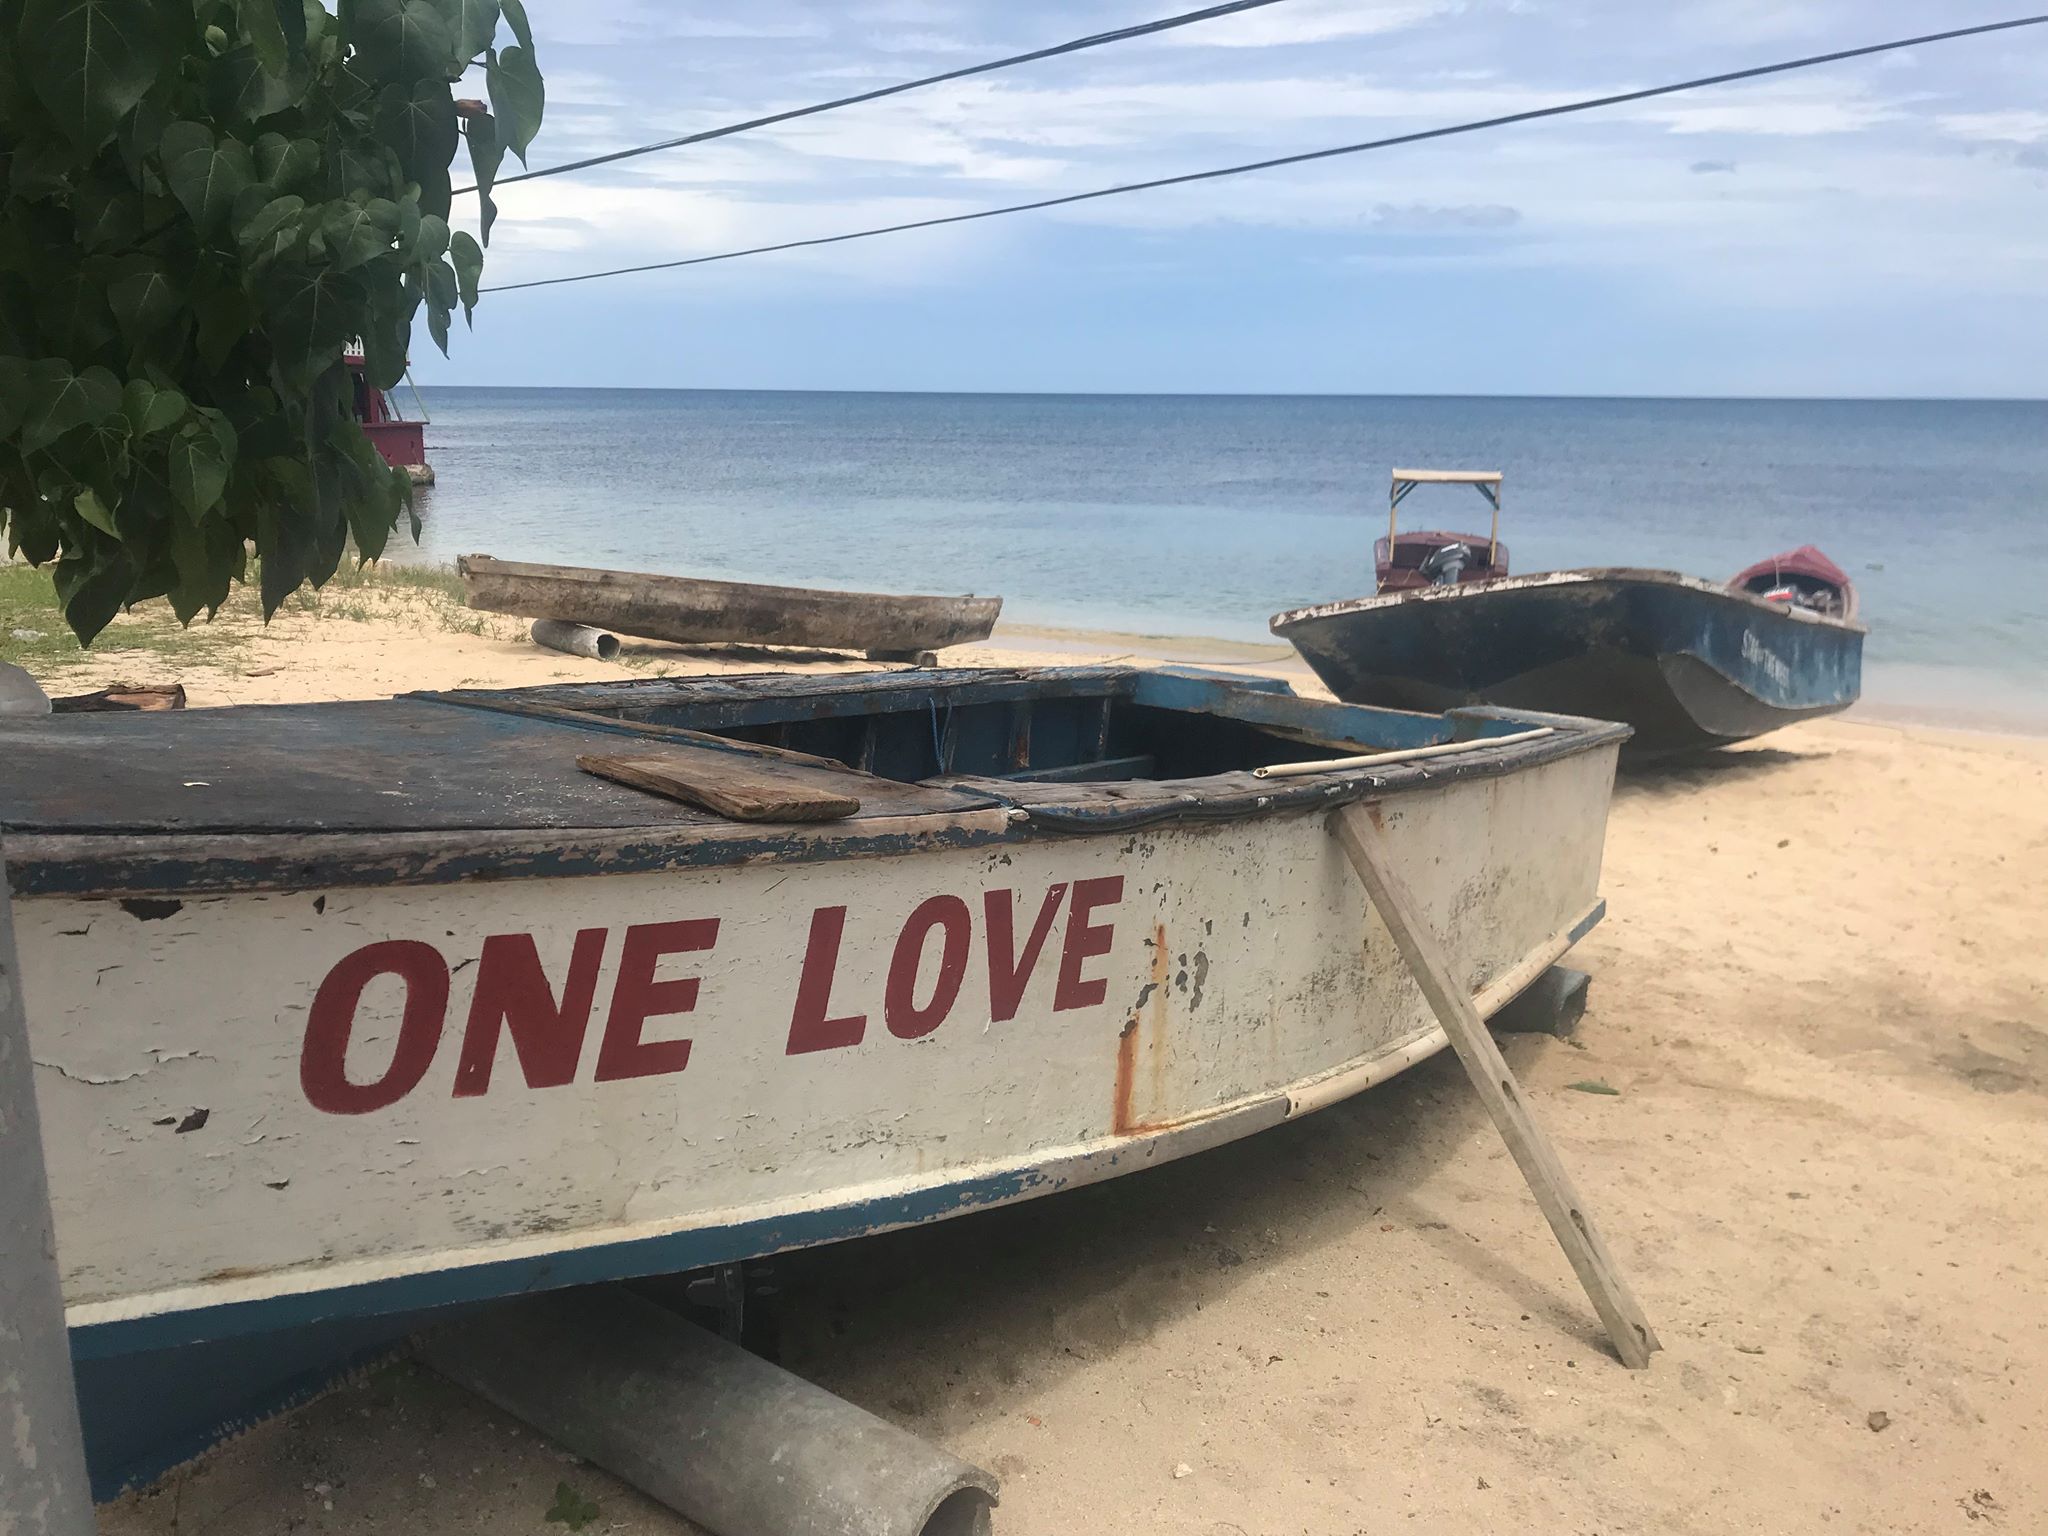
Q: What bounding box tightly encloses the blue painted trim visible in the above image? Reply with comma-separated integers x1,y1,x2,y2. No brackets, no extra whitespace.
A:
70,1165,1054,1360
1567,898,1606,946
1130,670,1458,747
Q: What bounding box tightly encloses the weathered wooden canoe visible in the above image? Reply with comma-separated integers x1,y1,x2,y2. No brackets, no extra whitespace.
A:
459,554,1002,656
1273,568,1865,758
3,668,1625,1392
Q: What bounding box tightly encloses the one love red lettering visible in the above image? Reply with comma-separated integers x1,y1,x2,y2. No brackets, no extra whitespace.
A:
298,876,1124,1114
786,877,1123,1055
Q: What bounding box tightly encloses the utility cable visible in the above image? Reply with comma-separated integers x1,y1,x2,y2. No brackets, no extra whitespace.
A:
461,0,1303,194
485,13,2048,294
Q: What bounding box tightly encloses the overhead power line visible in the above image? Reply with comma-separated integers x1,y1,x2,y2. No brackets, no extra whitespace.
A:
485,13,2048,296
461,0,1303,194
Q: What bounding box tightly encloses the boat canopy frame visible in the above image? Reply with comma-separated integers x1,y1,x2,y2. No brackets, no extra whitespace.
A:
1389,469,1502,569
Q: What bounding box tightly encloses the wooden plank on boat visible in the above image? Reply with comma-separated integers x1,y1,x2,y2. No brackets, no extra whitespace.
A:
1332,803,1660,1370
459,555,1002,654
579,748,863,822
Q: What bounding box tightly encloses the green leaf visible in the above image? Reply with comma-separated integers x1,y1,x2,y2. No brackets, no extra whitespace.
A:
238,192,303,248
331,416,400,561
447,0,499,62
36,268,119,357
415,212,449,261
323,200,393,271
73,175,144,251
262,265,361,374
256,132,320,192
277,0,308,57
9,137,76,202
55,543,135,643
361,308,410,391
375,79,458,181
72,486,117,534
464,111,503,244
195,287,252,370
161,121,256,235
391,193,422,258
20,0,165,149
238,0,290,74
107,256,180,347
485,43,543,164
425,257,457,308
122,377,187,436
210,44,294,124
169,412,237,519
499,0,531,52
544,1482,600,1533
449,229,481,323
117,95,170,182
20,359,120,454
0,357,29,437
349,0,456,80
1566,1079,1621,1096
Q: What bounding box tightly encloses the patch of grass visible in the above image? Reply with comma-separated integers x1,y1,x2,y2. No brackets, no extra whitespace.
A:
1,562,252,676
0,562,85,673
435,607,491,637
2,557,482,683
324,559,467,603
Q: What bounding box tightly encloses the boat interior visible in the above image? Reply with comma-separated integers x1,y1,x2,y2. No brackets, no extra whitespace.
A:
471,666,1504,792
1729,566,1854,619
1374,531,1510,593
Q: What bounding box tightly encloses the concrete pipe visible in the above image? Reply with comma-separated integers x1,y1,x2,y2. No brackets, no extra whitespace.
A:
422,1287,999,1536
531,619,621,661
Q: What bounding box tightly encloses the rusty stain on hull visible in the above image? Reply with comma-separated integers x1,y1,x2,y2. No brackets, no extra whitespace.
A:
1114,924,1172,1136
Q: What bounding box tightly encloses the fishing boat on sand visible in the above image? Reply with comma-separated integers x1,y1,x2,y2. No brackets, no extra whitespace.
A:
459,554,1003,660
1271,472,1864,758
4,667,1625,1387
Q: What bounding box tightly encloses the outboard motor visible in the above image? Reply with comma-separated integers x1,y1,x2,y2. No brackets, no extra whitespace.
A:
1418,541,1474,587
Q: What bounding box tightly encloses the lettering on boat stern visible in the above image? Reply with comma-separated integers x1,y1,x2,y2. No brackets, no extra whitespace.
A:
1740,629,1792,689
297,874,1129,1114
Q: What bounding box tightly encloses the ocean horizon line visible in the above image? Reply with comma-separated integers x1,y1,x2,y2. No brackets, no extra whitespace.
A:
413,383,2048,407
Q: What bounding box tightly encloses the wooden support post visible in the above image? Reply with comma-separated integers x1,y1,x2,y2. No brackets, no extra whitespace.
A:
0,846,100,1533
1332,806,1660,1369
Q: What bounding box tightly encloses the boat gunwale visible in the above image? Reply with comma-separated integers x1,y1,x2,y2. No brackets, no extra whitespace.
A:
2,688,1628,897
1269,565,1871,637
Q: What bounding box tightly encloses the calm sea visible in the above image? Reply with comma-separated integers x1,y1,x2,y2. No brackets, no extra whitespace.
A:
407,389,2048,725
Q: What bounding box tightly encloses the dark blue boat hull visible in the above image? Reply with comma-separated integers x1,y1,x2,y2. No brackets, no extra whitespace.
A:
1273,570,1864,758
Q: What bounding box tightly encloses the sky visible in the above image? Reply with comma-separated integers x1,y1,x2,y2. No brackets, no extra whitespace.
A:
422,0,2048,397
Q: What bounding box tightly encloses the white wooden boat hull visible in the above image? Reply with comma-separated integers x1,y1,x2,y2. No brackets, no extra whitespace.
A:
18,747,1616,1351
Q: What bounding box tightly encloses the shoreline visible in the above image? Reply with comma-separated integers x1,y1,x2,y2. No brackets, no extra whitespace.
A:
5,560,2044,740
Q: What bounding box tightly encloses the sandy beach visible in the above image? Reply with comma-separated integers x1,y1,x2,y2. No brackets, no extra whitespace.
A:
15,573,2043,1536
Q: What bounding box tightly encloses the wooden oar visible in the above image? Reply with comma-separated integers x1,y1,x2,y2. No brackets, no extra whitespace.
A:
1333,804,1660,1369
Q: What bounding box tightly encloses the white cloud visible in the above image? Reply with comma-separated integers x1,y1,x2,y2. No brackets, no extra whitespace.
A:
1163,0,1463,48
1937,110,2048,143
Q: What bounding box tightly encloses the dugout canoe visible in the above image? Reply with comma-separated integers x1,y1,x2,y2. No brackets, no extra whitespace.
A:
1272,568,1865,758
458,554,1002,657
3,668,1625,1395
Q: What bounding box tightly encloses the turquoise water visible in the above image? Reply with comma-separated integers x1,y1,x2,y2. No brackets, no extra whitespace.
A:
407,389,2048,721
